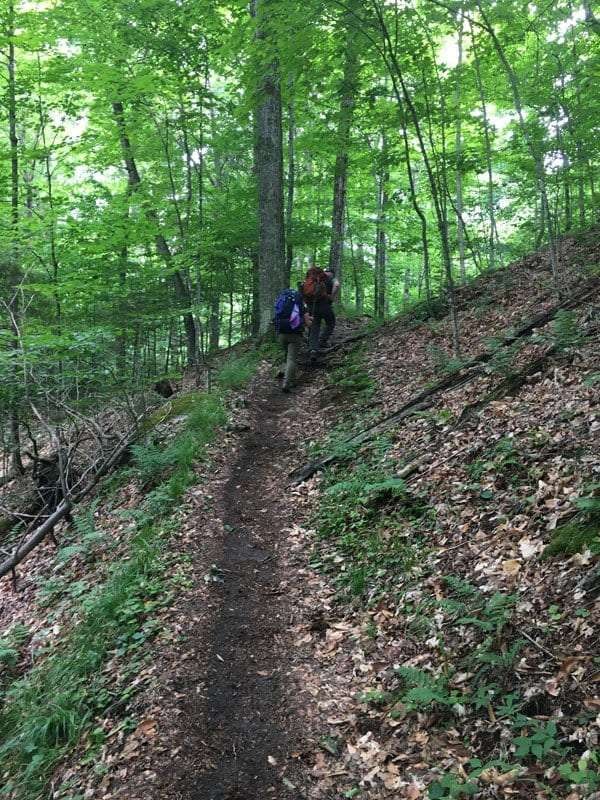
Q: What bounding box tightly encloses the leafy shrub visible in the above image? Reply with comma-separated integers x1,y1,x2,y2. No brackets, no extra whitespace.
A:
549,309,585,351
216,352,260,390
544,485,600,557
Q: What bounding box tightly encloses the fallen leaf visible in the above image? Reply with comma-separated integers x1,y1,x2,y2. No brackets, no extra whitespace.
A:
135,718,157,738
502,559,521,576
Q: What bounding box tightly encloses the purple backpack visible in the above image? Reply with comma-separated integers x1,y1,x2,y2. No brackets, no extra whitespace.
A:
274,290,302,334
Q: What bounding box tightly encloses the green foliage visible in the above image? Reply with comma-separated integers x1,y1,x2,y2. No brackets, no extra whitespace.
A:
544,519,600,557
327,351,375,401
558,751,600,791
0,384,231,798
512,720,562,759
216,351,262,390
132,393,226,486
426,344,465,376
395,667,463,711
483,337,521,377
544,485,600,557
466,438,527,486
312,461,430,599
548,310,585,351
428,773,477,798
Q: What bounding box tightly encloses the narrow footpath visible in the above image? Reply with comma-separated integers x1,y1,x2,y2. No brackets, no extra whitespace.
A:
174,383,307,800
129,347,340,800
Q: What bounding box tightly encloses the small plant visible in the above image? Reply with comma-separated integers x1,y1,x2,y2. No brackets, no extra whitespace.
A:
544,484,600,557
559,751,600,791
427,344,464,376
512,720,563,760
549,309,585,351
216,352,260,390
484,337,522,377
327,350,374,401
395,666,463,712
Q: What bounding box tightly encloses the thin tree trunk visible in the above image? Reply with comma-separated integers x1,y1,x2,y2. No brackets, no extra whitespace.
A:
7,2,23,474
398,110,431,302
252,0,285,336
111,100,198,366
209,292,220,353
372,1,461,355
328,0,361,285
476,4,560,295
471,26,499,270
454,11,466,282
374,134,388,319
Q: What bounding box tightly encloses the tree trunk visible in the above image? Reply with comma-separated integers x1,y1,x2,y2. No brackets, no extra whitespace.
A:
285,96,295,287
373,2,461,355
374,136,388,320
7,2,23,474
328,0,361,286
454,11,466,282
209,292,220,353
471,26,499,271
477,4,560,295
252,0,285,336
111,100,198,366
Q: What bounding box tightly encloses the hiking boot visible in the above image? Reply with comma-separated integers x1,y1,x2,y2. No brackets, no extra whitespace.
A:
281,384,291,394
309,349,318,363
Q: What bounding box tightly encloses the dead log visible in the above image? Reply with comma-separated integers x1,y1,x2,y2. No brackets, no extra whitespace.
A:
290,279,599,484
457,347,559,424
0,428,139,583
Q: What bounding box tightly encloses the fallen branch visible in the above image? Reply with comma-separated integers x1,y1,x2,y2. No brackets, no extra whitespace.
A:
0,421,142,583
290,279,599,483
457,347,560,424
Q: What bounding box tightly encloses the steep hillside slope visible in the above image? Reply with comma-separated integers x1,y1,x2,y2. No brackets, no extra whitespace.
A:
289,231,600,798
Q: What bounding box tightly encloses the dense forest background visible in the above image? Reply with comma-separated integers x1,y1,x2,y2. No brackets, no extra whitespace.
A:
1,0,599,468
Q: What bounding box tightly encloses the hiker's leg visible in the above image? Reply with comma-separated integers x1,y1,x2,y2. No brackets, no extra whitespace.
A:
319,306,336,347
277,334,288,378
283,335,299,388
308,310,322,353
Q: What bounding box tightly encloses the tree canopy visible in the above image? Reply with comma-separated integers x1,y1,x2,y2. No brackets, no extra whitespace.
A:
1,0,599,458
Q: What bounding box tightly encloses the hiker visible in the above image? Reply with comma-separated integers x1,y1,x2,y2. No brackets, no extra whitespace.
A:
274,287,312,393
302,267,339,360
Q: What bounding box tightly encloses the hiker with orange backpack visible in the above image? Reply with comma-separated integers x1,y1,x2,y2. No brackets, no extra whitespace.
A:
273,287,312,393
302,267,339,361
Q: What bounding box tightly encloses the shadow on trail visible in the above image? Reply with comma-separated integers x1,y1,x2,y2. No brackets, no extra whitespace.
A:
182,386,305,800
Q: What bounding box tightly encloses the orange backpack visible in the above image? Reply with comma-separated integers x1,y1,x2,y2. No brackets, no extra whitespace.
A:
302,267,328,301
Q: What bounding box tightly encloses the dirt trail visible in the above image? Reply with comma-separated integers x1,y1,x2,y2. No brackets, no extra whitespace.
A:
148,367,324,800
185,386,304,799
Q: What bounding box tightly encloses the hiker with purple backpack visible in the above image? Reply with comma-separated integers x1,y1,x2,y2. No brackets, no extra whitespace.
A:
274,288,313,393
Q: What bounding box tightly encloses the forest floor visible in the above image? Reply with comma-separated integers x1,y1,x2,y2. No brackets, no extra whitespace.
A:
1,231,600,800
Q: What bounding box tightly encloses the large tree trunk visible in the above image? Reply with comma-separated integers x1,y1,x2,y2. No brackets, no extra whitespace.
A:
7,1,23,475
454,11,466,282
111,101,198,367
252,0,285,336
328,0,361,287
285,96,295,287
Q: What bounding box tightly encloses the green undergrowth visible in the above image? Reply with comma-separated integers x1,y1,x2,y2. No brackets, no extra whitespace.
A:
0,352,261,799
544,487,600,558
367,575,600,798
327,348,375,402
312,448,433,601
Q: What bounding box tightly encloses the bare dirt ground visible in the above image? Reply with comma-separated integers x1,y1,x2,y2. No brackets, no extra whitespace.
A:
104,330,359,800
